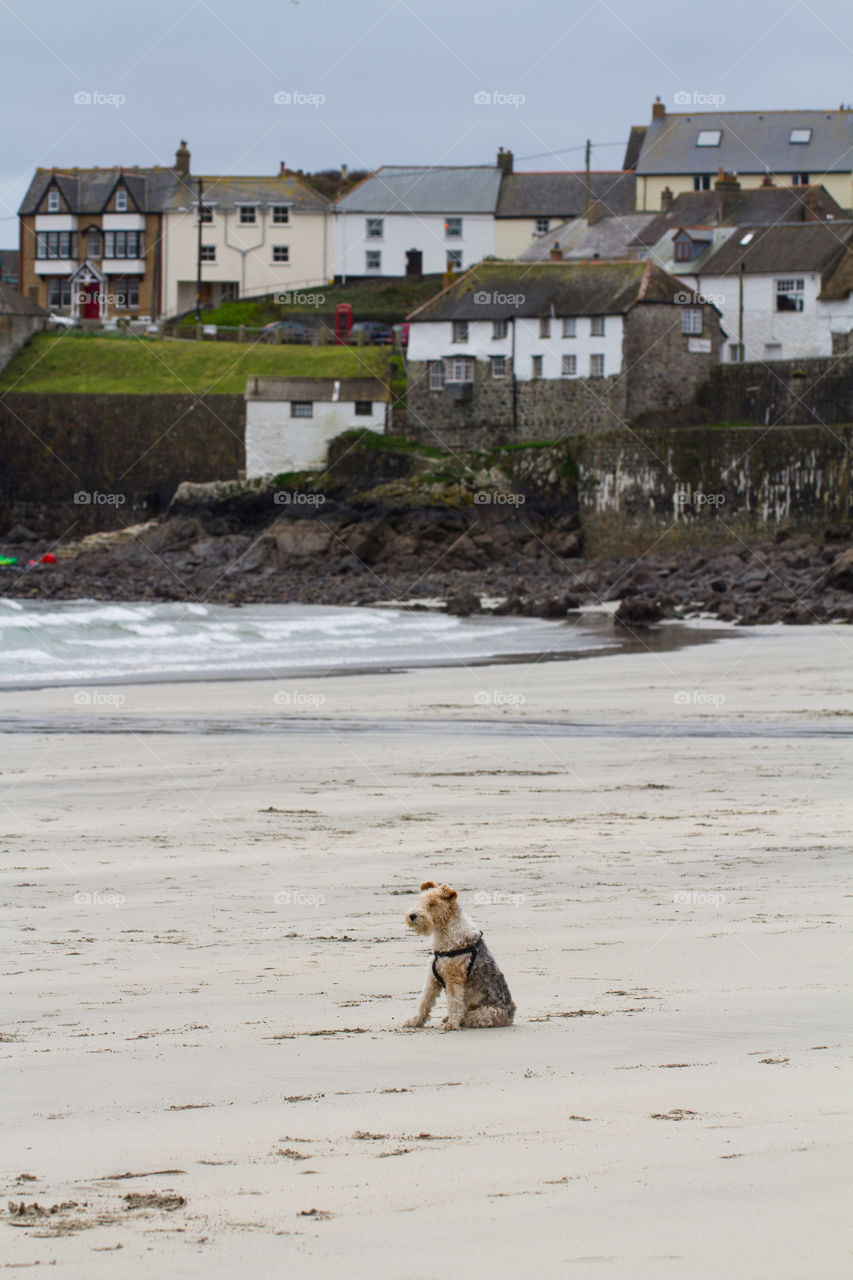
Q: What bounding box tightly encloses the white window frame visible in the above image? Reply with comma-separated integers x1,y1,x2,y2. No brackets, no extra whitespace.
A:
365,249,381,271
47,189,60,212
492,319,508,340
200,244,216,262
791,172,810,186
452,320,469,344
681,308,702,335
562,317,576,338
427,360,443,390
539,317,551,338
444,356,473,383
290,401,313,418
199,204,213,223
561,354,577,377
590,354,605,377
115,188,128,212
535,217,550,235
272,205,290,224
491,355,507,379
272,245,290,263
776,278,805,312
531,355,543,379
447,249,463,272
445,217,462,237
366,217,383,238
354,401,373,416
696,130,721,147
590,316,606,336
239,205,257,224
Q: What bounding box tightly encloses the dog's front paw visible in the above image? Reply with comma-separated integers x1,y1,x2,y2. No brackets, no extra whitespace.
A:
442,1020,461,1032
403,1016,427,1028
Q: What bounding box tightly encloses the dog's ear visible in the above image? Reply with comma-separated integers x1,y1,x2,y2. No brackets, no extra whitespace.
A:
419,880,437,891
438,884,457,900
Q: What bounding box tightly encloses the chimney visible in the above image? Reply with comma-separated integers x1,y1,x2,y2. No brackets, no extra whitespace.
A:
587,200,604,225
804,187,823,221
279,161,287,175
549,242,564,261
714,169,741,222
340,163,348,182
660,186,674,212
652,96,665,120
497,146,514,176
761,172,775,187
174,140,190,175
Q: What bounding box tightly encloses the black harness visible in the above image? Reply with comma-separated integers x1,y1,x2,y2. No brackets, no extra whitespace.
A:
432,934,483,989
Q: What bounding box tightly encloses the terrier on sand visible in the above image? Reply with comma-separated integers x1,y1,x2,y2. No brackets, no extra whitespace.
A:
403,882,516,1030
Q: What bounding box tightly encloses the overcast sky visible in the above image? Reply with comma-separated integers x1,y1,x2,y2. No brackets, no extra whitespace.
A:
2,0,852,239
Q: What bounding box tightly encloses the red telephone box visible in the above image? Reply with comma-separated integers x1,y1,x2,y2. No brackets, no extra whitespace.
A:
334,303,353,344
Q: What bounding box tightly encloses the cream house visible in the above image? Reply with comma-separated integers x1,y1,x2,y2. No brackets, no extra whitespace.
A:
161,143,331,316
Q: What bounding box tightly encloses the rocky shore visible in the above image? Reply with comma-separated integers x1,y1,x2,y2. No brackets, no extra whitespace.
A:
3,472,852,627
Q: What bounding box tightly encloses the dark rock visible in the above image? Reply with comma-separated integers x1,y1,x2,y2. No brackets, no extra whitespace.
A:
4,524,38,544
445,589,481,617
615,596,663,627
827,546,853,592
709,578,728,593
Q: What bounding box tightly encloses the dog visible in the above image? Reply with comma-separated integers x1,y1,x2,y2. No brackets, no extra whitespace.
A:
403,882,515,1030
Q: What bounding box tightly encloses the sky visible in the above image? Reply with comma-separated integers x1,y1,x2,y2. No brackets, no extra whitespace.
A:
1,0,852,240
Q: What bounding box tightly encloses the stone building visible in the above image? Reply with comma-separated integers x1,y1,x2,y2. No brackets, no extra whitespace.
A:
405,260,725,449
245,376,390,476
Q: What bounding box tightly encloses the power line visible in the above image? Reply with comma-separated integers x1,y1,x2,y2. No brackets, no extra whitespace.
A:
515,140,628,162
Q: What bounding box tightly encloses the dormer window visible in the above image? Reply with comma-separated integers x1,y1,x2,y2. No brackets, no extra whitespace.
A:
47,189,60,212
115,188,128,211
696,130,721,147
674,234,694,262
789,128,812,144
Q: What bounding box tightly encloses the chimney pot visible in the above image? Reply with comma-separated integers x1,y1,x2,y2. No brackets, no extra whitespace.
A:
174,140,190,175
279,161,286,175
497,147,513,176
660,186,674,212
652,95,665,120
549,242,563,261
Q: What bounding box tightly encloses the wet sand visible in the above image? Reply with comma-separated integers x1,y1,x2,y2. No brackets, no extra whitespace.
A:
2,626,851,1277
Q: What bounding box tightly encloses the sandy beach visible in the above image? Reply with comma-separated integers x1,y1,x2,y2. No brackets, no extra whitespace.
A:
2,625,851,1278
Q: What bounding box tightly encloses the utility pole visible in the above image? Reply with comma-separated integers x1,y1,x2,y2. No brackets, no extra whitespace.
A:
738,262,745,361
584,139,591,214
195,177,203,322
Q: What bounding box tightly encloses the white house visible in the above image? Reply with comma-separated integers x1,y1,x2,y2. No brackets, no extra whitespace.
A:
685,222,853,361
333,164,503,280
162,144,331,316
245,376,390,476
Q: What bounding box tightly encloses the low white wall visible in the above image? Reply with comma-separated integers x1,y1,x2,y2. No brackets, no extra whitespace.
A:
246,400,387,475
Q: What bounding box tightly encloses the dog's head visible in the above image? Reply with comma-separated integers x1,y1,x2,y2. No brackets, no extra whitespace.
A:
405,881,458,935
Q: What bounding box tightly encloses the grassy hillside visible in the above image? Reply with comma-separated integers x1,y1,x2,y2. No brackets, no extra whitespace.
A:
175,275,446,328
0,332,395,395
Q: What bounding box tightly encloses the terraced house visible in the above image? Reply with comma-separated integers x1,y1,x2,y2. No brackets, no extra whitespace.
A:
405,261,725,448
18,164,172,320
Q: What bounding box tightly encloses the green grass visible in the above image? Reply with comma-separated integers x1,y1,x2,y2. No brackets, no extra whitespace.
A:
175,276,445,328
0,332,392,395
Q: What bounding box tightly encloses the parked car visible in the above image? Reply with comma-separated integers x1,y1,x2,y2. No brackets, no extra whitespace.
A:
349,320,393,345
48,313,80,330
261,320,311,344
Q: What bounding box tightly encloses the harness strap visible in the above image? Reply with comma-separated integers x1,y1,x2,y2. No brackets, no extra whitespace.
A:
432,934,483,989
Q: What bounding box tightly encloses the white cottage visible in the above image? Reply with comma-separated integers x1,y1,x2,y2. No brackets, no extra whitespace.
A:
245,376,390,476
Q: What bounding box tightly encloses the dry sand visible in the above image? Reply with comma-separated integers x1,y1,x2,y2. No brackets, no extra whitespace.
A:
1,625,851,1278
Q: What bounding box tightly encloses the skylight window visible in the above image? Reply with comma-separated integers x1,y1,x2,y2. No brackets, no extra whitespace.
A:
739,232,754,245
696,130,722,147
789,128,812,144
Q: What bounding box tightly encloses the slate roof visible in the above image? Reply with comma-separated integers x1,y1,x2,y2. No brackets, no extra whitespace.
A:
245,376,390,402
0,281,49,316
632,183,847,248
163,174,329,214
698,222,853,278
19,168,329,216
634,109,853,176
519,213,656,262
335,166,503,214
0,248,19,282
622,126,647,171
407,260,688,322
495,171,637,218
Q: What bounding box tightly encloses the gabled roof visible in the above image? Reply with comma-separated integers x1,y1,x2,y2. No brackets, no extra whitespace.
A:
634,108,853,176
495,171,637,218
699,222,853,277
163,173,330,214
19,167,181,215
519,213,656,262
407,260,690,322
335,166,503,214
0,281,49,316
631,183,846,248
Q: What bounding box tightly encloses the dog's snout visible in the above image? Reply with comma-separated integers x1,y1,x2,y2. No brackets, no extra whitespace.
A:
408,912,418,922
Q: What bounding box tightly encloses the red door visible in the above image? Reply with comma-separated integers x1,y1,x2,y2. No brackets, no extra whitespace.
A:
81,283,100,319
